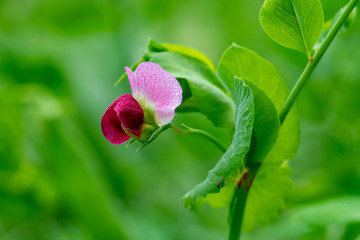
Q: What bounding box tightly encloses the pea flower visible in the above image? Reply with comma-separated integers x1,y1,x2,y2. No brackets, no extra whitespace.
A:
101,62,183,145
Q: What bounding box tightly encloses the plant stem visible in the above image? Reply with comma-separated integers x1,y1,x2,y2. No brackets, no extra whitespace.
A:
170,123,227,153
228,186,248,240
279,0,359,124
228,1,359,239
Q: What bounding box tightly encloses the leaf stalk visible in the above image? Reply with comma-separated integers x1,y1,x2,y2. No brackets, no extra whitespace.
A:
170,123,227,153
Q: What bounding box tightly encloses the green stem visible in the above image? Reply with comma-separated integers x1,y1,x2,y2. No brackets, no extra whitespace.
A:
228,186,248,240
228,1,359,239
170,123,227,153
279,0,359,124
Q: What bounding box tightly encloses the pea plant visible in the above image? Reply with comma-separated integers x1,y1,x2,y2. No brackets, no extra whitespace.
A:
101,0,358,239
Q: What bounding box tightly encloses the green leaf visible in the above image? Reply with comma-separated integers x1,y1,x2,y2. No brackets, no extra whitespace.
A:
188,78,281,209
242,162,293,231
146,48,235,129
243,80,280,165
242,98,300,232
148,40,216,71
218,44,288,112
241,110,299,231
217,44,299,162
183,79,254,210
259,0,324,58
217,44,300,231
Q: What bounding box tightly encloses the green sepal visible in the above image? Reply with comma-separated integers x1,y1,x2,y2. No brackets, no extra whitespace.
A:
137,124,171,151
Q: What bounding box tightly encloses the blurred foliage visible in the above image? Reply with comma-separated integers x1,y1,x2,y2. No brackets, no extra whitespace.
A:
0,0,359,239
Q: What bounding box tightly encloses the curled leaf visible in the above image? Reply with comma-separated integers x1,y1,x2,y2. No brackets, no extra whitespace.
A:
183,79,254,210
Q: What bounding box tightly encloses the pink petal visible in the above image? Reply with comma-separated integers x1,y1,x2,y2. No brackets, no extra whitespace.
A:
132,62,182,126
125,67,136,94
101,94,144,145
114,94,144,138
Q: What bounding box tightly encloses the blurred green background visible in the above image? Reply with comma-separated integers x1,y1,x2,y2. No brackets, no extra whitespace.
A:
0,0,359,239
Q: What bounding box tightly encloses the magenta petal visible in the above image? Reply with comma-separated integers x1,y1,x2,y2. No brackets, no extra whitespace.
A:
113,94,144,138
101,97,130,145
133,62,183,126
